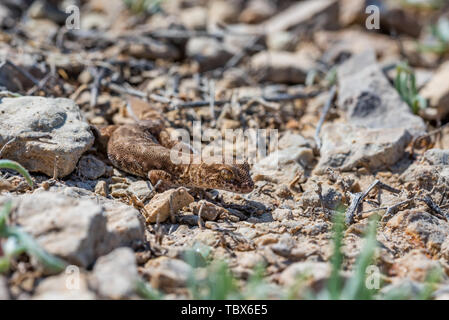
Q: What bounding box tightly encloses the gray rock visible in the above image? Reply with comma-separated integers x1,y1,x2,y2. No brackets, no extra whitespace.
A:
0,97,94,178
337,51,426,137
128,180,152,200
98,201,145,257
33,272,95,300
0,276,9,300
3,192,106,268
144,257,193,289
316,123,411,173
186,37,233,72
0,192,144,268
423,149,449,166
77,155,106,180
90,248,139,299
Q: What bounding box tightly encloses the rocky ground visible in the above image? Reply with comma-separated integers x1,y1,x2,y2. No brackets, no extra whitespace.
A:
1,0,449,300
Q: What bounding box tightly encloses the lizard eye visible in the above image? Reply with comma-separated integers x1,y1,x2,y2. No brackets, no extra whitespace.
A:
220,168,234,180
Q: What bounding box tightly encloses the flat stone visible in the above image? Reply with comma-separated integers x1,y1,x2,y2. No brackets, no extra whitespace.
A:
144,257,192,289
337,51,426,137
97,200,145,257
316,123,411,173
77,155,106,180
0,97,94,178
0,192,145,268
143,188,194,223
189,200,227,221
250,51,312,83
89,248,139,299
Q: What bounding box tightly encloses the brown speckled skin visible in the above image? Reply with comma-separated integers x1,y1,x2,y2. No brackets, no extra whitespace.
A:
101,124,254,193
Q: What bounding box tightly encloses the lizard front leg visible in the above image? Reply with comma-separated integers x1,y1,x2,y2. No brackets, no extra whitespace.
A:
148,170,178,191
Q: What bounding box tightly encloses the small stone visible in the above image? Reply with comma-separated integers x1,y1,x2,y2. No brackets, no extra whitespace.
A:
143,188,194,223
180,6,207,30
316,123,411,173
186,37,233,72
266,31,296,51
98,200,145,257
124,39,180,61
90,248,139,299
78,155,106,180
189,200,228,221
272,208,293,221
250,51,312,83
94,181,108,197
0,97,94,178
33,272,95,300
144,257,192,289
128,180,152,200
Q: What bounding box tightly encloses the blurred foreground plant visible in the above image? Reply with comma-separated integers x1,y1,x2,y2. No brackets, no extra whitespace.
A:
0,160,65,273
394,62,427,114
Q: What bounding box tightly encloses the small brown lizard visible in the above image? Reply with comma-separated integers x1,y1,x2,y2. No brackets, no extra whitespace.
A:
95,97,254,194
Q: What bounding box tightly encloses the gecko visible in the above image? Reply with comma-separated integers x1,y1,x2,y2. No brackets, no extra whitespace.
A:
94,97,254,194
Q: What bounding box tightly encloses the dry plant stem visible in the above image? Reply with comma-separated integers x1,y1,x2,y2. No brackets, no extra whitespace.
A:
345,179,400,225
315,85,337,150
417,195,449,221
197,201,205,230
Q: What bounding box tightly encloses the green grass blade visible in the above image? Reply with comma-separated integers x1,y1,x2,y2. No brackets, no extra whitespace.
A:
6,226,65,273
327,210,346,299
340,216,379,300
0,160,33,187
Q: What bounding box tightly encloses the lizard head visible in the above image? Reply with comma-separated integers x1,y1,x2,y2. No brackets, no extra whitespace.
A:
198,162,254,194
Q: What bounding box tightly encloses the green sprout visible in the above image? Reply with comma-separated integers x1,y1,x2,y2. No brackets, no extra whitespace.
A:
0,160,33,187
394,62,427,114
0,201,66,273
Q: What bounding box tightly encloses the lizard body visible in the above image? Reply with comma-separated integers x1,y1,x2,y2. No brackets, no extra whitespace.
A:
97,98,254,193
